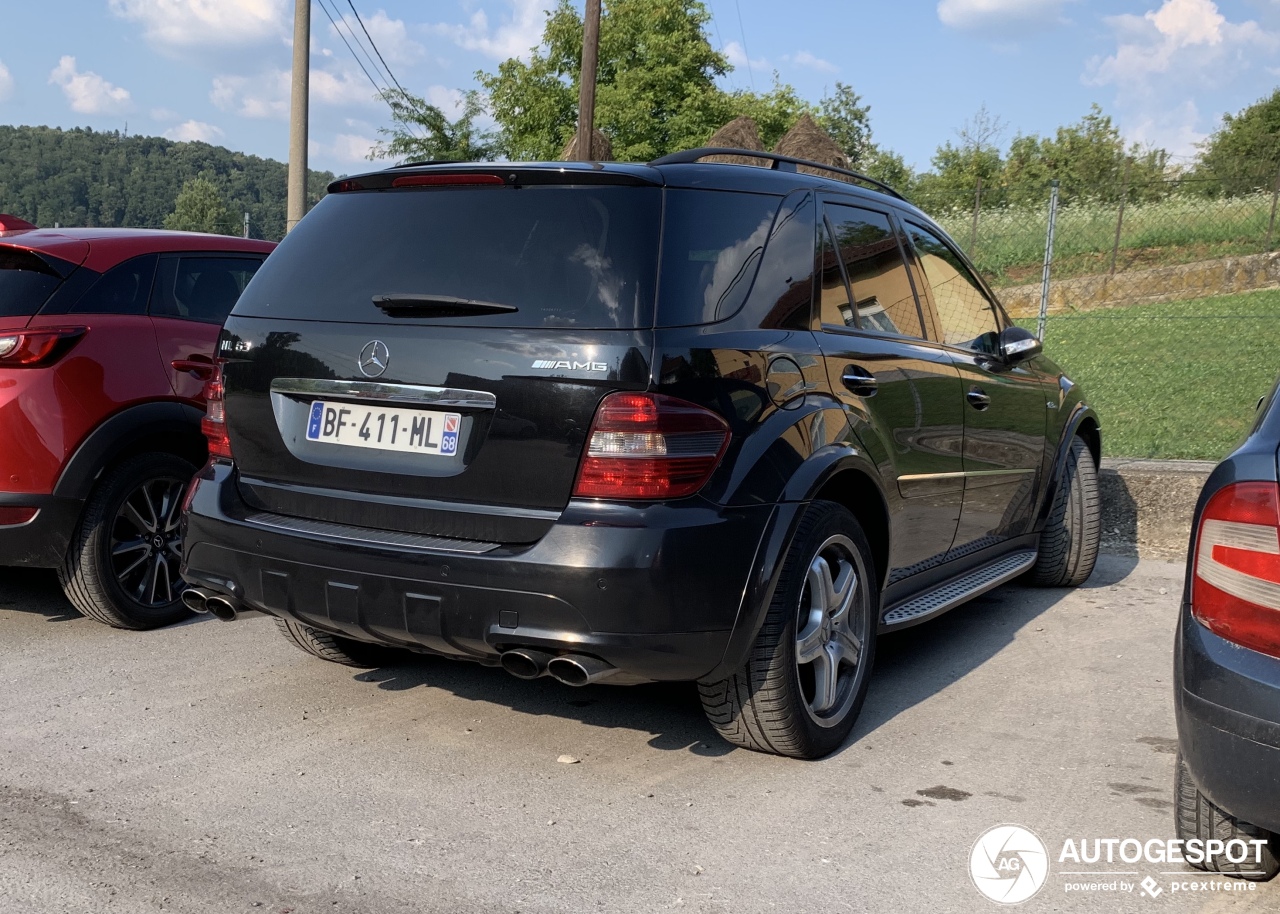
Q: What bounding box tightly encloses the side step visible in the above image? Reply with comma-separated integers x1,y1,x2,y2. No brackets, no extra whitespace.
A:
880,550,1037,631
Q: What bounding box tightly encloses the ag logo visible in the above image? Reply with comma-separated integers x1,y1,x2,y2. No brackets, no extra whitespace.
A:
358,340,390,378
970,824,1049,905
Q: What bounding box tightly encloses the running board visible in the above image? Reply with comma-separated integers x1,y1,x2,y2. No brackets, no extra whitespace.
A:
880,550,1037,631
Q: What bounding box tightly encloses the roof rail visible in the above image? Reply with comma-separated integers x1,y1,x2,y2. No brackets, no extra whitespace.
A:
647,147,907,201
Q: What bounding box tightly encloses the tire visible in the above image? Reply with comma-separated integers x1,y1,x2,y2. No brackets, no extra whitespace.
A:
58,452,196,630
699,500,878,759
274,617,392,668
1175,755,1279,881
1030,436,1100,587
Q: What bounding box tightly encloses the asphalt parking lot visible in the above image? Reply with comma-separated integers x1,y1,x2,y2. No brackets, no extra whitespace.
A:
2,554,1277,914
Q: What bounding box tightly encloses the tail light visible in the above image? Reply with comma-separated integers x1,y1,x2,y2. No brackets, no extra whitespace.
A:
0,327,86,367
1192,481,1280,660
201,359,232,460
572,392,730,500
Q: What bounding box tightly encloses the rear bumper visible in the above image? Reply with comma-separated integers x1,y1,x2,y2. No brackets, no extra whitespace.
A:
181,463,779,681
0,493,82,567
1176,607,1280,835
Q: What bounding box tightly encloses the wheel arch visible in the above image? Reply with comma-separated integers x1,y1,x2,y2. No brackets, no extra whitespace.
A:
1035,404,1101,531
54,401,206,501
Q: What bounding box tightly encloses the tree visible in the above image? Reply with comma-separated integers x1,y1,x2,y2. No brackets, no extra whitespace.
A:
818,82,873,167
164,176,232,234
371,89,496,163
1196,88,1280,195
914,105,1006,210
478,0,809,161
1002,105,1168,204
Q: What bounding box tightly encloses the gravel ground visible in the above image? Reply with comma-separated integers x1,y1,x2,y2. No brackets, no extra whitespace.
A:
1,554,1276,913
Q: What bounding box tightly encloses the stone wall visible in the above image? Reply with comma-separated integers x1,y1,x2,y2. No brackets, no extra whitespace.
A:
999,250,1280,318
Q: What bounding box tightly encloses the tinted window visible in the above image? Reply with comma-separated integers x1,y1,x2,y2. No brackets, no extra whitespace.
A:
152,256,263,323
815,216,854,328
656,189,781,325
236,186,660,329
0,248,64,318
741,192,815,331
904,222,1001,353
825,205,923,338
71,254,157,315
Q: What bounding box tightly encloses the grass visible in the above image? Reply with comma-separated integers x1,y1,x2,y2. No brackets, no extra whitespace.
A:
935,190,1277,288
1024,288,1280,460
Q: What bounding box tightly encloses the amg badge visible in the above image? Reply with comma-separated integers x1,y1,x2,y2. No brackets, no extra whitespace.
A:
531,359,608,372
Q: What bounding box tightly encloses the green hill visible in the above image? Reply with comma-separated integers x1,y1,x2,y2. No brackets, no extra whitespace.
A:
0,124,335,241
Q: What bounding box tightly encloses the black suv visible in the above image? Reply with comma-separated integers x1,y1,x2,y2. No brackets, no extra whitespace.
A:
181,150,1101,759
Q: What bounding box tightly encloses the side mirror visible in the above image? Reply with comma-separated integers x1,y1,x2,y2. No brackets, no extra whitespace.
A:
1000,326,1042,365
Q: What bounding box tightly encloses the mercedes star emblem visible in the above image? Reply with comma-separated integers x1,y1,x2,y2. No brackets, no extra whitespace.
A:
358,340,390,378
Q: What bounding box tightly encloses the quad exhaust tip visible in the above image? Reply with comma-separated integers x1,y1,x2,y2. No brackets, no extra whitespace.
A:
181,588,211,614
204,595,241,622
546,654,616,687
500,648,554,680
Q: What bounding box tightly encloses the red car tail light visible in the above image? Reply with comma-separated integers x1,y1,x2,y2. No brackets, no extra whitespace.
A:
0,507,39,526
1192,481,1280,660
201,359,233,460
572,392,730,500
0,327,86,367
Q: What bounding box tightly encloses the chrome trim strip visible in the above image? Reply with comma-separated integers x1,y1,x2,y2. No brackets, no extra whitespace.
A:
897,468,1037,483
243,512,501,555
270,378,497,410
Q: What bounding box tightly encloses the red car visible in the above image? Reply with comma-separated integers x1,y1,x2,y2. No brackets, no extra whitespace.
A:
0,215,274,628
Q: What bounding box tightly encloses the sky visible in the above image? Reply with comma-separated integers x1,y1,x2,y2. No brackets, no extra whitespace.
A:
1,0,1278,176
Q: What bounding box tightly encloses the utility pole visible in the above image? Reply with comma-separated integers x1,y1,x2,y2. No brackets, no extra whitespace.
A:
574,0,602,162
286,0,310,233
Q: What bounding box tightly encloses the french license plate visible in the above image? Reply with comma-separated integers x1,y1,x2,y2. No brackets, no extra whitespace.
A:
305,400,461,456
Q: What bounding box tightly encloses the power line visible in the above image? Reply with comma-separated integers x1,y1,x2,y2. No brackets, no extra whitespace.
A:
345,0,408,98
315,0,387,98
732,0,755,90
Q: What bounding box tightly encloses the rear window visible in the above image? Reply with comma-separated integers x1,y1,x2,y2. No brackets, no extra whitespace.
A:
234,186,661,329
0,248,67,319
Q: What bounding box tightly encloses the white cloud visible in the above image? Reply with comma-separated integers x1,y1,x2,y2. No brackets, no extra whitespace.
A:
312,132,377,164
164,119,225,143
311,65,380,107
330,10,424,66
723,41,769,73
108,0,288,54
48,56,132,115
210,70,289,119
937,0,1069,30
0,59,13,101
784,50,838,74
432,0,553,61
1085,0,1280,156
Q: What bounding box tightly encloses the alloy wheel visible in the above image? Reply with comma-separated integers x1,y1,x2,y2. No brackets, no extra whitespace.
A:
109,476,186,608
794,533,869,726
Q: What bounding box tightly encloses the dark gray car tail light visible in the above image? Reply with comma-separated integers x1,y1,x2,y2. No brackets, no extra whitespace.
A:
1192,481,1280,659
572,392,730,500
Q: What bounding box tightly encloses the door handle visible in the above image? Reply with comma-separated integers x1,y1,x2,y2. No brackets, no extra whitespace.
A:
841,366,878,397
967,386,991,411
172,358,214,380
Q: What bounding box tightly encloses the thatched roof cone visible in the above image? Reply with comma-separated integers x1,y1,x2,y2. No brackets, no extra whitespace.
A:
703,117,767,166
560,128,613,161
773,114,847,176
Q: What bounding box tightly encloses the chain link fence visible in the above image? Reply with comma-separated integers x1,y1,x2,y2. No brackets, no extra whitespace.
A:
938,170,1280,460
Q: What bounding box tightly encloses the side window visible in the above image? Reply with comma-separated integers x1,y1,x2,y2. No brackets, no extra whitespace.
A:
824,204,924,338
69,254,157,315
904,222,1002,354
152,256,264,324
815,216,855,328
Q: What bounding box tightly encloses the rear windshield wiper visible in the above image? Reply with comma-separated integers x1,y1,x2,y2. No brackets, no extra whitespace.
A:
373,294,518,318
